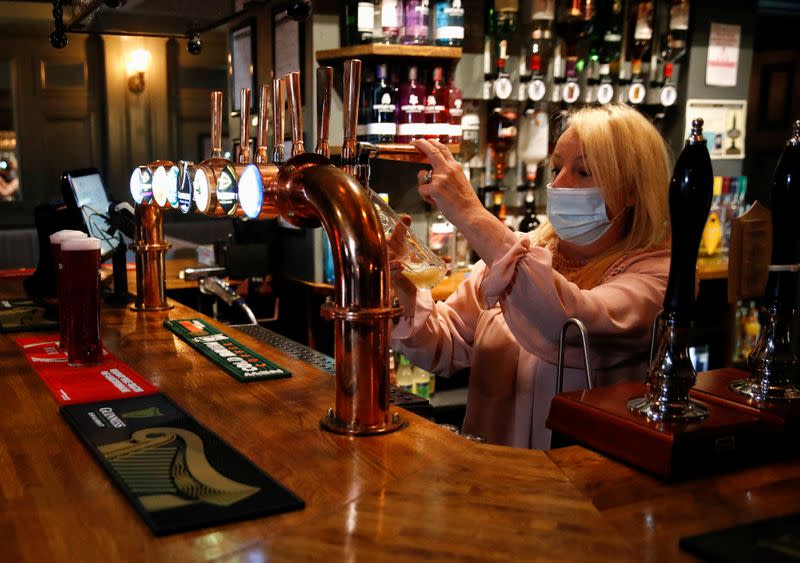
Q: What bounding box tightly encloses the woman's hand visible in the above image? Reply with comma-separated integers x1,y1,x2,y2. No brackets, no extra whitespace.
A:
411,139,483,230
386,214,418,315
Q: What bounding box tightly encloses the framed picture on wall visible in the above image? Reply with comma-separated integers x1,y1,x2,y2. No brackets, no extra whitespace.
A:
273,11,302,83
230,20,256,115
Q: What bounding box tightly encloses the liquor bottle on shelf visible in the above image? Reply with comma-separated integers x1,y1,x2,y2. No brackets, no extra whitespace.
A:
625,0,653,105
554,0,594,104
518,105,549,188
343,0,376,45
460,110,480,183
446,67,463,144
375,0,402,43
428,209,456,266
396,65,427,143
487,0,518,101
518,189,541,233
658,0,689,106
586,0,623,104
356,65,375,142
487,97,518,186
425,66,449,143
402,0,430,45
526,0,555,103
432,0,465,47
366,64,397,143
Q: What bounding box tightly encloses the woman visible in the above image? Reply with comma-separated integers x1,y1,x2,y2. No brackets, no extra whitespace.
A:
391,103,672,449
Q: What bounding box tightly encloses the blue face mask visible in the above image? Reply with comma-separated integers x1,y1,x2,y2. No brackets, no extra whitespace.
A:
546,185,613,246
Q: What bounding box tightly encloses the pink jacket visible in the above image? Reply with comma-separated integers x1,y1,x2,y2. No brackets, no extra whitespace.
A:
392,235,670,449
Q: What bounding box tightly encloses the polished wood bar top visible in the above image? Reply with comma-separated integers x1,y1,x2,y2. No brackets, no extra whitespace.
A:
2,291,799,560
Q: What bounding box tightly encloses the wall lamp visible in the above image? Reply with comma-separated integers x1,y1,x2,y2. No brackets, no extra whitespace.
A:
127,49,151,94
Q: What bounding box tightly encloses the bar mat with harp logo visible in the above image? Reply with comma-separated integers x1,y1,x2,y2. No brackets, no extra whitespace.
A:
61,393,305,536
164,319,291,383
680,512,800,562
16,335,159,405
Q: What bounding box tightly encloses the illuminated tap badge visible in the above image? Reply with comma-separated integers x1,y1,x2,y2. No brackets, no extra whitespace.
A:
166,166,180,207
192,169,211,213
628,82,647,105
238,164,264,219
139,166,154,203
177,162,193,214
216,165,238,215
561,81,581,105
596,82,615,105
493,76,513,100
660,84,678,107
527,79,547,102
129,168,143,204
152,166,169,207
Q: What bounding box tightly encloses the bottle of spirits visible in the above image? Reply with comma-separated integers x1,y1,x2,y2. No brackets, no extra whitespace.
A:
344,0,376,45
460,110,480,183
396,65,427,143
428,209,456,265
446,68,463,144
529,1,555,77
518,189,540,233
402,0,430,45
518,106,549,186
660,0,689,83
554,0,593,80
486,97,518,185
366,64,397,143
628,1,654,79
376,0,402,43
357,65,375,142
492,0,519,77
433,0,464,47
425,66,449,142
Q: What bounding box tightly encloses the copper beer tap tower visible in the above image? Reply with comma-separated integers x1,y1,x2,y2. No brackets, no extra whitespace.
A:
128,60,433,436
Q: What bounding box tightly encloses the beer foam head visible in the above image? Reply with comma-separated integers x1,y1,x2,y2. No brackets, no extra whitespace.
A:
61,237,102,252
49,230,88,245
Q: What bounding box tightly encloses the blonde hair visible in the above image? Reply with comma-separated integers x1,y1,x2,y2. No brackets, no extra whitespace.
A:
531,103,672,288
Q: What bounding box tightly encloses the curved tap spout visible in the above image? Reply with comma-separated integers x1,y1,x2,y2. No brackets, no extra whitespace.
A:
274,152,404,435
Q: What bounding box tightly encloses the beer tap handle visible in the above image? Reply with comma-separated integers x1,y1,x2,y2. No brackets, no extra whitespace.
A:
285,71,305,156
663,117,714,324
211,90,223,158
272,78,286,164
342,59,362,165
238,88,251,164
315,66,333,158
255,84,269,164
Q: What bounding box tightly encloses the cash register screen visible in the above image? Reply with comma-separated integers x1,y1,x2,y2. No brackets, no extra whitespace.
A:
65,169,120,258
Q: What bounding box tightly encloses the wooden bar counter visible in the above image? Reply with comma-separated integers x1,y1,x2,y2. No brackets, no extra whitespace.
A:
2,286,800,560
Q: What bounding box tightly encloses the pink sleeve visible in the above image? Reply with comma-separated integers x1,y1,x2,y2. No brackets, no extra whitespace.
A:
480,237,669,369
390,265,488,375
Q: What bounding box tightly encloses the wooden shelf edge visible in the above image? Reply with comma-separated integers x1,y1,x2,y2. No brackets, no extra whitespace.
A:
316,44,462,64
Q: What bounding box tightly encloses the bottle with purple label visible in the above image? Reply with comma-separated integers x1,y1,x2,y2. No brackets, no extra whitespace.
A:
396,65,427,143
367,64,397,143
402,0,430,45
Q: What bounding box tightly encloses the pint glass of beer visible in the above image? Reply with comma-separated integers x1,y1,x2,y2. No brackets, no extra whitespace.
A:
60,237,103,366
49,229,88,352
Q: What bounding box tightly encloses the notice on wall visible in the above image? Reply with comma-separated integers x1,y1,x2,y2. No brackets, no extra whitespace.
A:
685,99,747,160
706,23,741,87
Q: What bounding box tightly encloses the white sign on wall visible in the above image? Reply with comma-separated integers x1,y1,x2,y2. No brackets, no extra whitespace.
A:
706,23,741,87
685,99,747,160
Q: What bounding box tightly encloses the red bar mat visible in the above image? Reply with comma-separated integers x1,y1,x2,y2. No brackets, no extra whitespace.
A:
16,334,159,405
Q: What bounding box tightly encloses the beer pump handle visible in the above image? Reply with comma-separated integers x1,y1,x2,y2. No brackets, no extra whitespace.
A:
211,91,223,158
255,84,269,164
285,71,305,156
238,88,251,164
342,59,362,165
315,66,333,158
272,78,286,164
663,118,714,325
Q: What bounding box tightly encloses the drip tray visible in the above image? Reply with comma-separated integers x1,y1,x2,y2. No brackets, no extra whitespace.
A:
232,324,432,417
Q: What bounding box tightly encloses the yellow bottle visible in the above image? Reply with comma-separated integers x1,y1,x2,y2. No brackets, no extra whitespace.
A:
700,176,723,256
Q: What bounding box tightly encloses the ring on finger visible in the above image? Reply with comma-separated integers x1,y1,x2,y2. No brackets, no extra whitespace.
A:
422,170,433,184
